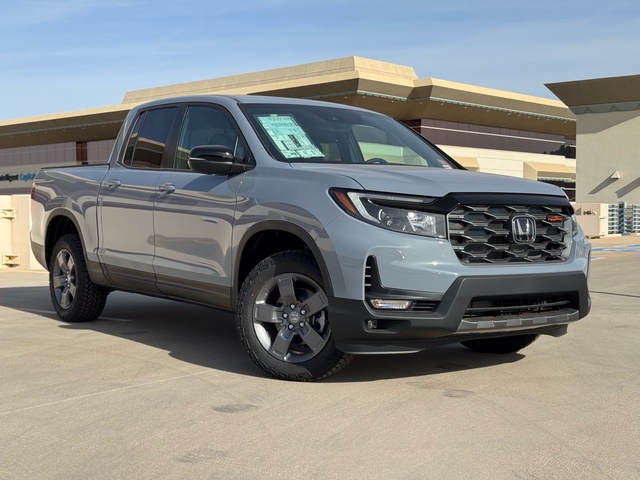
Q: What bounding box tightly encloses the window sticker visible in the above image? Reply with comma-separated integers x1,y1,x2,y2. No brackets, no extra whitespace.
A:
257,115,324,159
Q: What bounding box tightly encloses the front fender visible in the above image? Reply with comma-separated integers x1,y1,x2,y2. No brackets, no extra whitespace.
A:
233,206,344,304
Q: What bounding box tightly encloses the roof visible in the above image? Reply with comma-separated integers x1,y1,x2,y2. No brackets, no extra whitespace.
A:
0,105,129,149
546,74,640,114
0,57,577,149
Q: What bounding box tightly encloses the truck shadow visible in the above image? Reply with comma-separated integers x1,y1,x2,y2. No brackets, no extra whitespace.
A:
1,286,525,382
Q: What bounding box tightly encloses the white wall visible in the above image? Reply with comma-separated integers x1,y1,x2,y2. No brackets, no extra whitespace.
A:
0,195,44,270
576,110,640,204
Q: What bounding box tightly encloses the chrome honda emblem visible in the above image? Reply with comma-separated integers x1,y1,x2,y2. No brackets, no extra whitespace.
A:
511,215,536,244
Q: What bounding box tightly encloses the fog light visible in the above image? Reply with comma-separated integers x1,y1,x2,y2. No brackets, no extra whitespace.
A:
369,299,412,310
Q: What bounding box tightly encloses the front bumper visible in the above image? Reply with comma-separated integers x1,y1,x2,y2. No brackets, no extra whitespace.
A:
329,270,590,354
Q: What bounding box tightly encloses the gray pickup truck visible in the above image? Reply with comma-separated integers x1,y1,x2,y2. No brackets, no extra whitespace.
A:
30,95,591,381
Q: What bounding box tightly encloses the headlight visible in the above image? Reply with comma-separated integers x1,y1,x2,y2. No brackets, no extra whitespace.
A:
330,189,446,238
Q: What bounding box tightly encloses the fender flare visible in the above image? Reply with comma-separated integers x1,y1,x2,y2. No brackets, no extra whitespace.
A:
233,220,337,304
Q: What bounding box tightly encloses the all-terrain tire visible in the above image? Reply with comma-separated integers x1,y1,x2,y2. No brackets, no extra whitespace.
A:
236,250,353,381
49,234,108,322
461,334,540,354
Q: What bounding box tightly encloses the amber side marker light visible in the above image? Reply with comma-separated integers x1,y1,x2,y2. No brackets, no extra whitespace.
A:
333,190,359,215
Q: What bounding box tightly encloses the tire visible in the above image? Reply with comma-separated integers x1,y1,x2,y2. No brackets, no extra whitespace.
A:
461,334,540,354
236,250,353,381
49,234,108,322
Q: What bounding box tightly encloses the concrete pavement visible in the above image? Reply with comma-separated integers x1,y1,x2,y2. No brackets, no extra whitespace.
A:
0,242,638,479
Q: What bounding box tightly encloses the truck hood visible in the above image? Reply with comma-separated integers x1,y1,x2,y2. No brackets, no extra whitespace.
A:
290,164,566,198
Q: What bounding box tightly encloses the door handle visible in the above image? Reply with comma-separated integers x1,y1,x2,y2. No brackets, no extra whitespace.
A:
105,179,122,189
157,183,176,194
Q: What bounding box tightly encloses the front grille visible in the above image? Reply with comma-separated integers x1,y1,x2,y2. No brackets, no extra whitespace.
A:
411,301,439,312
448,204,571,264
464,296,572,319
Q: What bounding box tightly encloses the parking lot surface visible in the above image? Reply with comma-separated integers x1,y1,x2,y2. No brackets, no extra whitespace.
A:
1,236,639,479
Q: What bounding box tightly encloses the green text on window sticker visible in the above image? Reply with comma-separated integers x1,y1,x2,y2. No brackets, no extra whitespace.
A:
257,115,324,159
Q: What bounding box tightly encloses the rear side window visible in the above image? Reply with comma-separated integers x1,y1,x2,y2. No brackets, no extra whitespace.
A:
122,107,179,169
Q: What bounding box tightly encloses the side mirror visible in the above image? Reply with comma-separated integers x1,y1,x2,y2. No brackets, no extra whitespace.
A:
187,145,254,175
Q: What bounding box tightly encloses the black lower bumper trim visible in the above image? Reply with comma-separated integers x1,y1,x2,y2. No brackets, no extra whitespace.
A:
329,271,590,354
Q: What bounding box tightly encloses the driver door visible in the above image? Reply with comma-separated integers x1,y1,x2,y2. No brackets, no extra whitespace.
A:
152,104,249,308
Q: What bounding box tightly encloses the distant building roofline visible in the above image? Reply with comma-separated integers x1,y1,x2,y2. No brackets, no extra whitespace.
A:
1,56,576,149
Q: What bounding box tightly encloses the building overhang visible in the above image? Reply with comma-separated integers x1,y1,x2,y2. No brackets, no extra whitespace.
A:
0,56,577,149
523,161,575,182
546,74,640,115
0,105,129,149
450,156,480,171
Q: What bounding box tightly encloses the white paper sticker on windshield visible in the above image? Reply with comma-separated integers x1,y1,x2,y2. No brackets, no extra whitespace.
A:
257,115,324,159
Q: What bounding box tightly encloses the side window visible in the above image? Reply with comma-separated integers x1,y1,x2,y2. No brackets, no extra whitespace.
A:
122,112,145,165
122,107,179,169
173,105,247,170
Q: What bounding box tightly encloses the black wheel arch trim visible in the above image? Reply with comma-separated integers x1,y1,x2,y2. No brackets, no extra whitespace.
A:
44,208,85,265
234,220,335,304
44,208,110,285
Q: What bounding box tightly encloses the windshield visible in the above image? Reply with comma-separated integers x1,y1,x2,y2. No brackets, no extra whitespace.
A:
240,103,459,168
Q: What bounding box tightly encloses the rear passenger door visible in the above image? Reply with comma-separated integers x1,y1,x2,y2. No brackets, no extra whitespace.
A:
98,106,180,293
152,104,250,308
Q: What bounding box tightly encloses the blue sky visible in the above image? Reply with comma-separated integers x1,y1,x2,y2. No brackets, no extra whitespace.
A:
1,0,639,120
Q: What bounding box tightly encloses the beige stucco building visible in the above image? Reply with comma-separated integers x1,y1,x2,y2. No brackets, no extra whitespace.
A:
0,56,577,196
547,74,640,204
7,57,640,268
